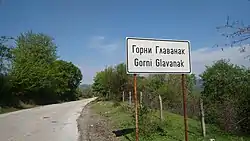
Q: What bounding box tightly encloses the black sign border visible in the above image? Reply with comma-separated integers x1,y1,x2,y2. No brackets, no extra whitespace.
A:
126,37,192,74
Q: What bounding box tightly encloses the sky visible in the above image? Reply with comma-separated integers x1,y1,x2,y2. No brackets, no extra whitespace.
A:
1,0,250,84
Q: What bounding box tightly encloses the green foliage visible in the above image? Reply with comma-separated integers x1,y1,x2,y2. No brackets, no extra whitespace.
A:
92,63,198,117
112,101,121,107
132,106,167,140
0,36,16,107
200,59,250,134
0,74,16,107
49,60,82,100
92,63,202,139
0,31,83,107
92,71,108,98
93,63,196,101
11,32,56,95
13,31,57,64
81,85,94,98
92,63,130,101
92,101,250,141
92,59,250,136
0,36,13,74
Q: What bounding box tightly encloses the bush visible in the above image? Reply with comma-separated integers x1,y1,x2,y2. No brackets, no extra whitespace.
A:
112,101,121,107
128,105,167,140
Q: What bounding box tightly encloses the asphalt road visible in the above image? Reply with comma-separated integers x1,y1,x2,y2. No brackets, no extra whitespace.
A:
0,97,97,141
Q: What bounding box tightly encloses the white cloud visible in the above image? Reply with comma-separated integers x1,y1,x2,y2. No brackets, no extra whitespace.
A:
88,36,121,53
191,45,250,75
138,45,250,77
73,36,124,84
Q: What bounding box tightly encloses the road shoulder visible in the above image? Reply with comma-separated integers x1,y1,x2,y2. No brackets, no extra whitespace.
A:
77,101,119,141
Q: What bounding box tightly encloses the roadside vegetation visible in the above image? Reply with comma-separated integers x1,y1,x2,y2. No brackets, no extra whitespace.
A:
0,31,84,114
91,101,250,141
91,60,250,140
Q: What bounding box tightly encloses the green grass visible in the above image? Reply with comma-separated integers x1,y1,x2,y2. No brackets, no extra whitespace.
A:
91,101,250,141
0,107,20,114
0,103,36,114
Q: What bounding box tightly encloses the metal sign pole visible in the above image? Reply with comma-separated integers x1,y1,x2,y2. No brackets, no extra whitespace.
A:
134,74,139,141
182,74,188,141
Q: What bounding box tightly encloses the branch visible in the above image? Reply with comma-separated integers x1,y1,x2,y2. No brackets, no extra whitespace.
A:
217,16,250,47
0,36,14,44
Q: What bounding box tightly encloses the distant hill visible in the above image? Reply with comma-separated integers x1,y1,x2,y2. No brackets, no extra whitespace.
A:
194,78,204,92
78,79,204,92
79,84,93,98
80,84,91,90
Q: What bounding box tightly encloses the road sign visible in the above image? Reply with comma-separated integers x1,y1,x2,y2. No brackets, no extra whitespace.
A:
126,37,191,74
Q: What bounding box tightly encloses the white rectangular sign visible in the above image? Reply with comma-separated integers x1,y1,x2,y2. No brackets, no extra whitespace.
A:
126,37,191,74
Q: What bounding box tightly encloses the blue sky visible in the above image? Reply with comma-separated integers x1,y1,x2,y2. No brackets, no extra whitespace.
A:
1,0,250,84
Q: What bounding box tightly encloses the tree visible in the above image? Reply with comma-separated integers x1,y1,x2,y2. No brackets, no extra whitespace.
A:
0,31,84,106
200,59,250,134
92,71,106,97
217,16,250,47
0,36,15,106
92,66,116,100
10,31,58,103
217,1,250,58
0,36,13,74
50,60,82,101
113,63,128,92
92,63,198,113
81,85,93,98
92,63,131,101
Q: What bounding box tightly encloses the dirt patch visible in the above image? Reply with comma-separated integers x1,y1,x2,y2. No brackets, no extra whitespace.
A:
77,103,119,141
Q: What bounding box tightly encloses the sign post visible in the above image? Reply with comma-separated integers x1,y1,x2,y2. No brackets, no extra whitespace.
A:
182,74,188,141
133,74,139,141
126,37,191,141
